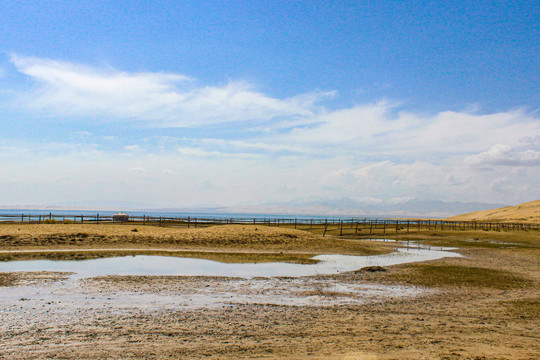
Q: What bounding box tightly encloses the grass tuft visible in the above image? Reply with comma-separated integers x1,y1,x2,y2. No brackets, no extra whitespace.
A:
391,264,532,289
500,298,540,319
0,272,16,286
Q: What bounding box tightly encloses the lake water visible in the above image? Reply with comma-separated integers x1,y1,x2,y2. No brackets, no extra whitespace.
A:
0,246,460,279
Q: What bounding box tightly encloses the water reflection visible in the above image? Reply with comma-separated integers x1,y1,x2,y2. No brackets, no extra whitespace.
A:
0,247,460,279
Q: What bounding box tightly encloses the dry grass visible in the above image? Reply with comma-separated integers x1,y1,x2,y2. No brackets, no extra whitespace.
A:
390,264,532,289
500,298,540,319
0,223,391,256
0,272,16,286
0,249,319,264
387,229,540,249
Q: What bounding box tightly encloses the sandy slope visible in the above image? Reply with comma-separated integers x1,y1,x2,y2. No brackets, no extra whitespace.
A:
447,199,540,223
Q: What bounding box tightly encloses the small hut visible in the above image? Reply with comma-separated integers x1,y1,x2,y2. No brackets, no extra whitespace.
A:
113,212,129,222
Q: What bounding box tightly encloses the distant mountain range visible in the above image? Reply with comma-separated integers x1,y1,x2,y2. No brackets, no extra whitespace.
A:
0,198,508,218
141,199,507,218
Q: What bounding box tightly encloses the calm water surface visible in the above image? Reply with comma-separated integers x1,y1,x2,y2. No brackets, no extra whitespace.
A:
0,246,460,279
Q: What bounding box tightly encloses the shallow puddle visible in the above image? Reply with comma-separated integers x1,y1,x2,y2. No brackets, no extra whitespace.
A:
0,246,460,279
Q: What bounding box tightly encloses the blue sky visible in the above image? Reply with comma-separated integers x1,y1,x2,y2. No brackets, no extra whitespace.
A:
0,1,538,210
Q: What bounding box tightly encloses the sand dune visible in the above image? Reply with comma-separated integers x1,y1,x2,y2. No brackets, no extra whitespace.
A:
447,200,540,223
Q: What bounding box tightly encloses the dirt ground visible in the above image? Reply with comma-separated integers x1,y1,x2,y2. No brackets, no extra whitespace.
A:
0,224,538,359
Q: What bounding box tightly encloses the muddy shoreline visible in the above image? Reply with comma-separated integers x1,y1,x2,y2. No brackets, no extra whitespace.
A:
0,224,538,359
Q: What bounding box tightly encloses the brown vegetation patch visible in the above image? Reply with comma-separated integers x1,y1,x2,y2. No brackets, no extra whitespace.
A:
0,224,392,256
390,264,532,289
0,272,16,286
0,249,319,264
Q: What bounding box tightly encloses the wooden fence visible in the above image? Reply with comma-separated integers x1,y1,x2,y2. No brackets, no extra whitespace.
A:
0,213,538,236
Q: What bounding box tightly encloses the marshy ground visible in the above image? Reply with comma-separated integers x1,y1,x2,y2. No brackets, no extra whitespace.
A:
0,224,538,359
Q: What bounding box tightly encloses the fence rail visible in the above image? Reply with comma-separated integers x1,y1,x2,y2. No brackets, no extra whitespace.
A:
1,213,538,236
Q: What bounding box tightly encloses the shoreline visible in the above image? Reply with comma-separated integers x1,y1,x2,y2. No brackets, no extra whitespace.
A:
0,224,538,359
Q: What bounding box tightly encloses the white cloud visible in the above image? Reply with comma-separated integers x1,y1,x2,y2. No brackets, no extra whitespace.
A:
274,103,540,156
9,55,329,126
1,55,539,207
124,145,142,152
465,144,540,167
129,167,147,172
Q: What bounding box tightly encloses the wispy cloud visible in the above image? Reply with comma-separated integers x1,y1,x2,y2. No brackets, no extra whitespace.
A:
9,55,329,126
1,55,539,208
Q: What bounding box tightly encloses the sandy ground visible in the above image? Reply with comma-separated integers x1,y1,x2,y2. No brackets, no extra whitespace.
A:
447,199,540,223
0,224,538,359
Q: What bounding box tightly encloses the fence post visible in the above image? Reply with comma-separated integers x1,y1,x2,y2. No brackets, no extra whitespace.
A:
323,220,328,237
370,220,373,234
383,220,386,234
396,220,399,234
339,220,343,236
295,218,297,229
96,213,99,224
188,216,190,229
